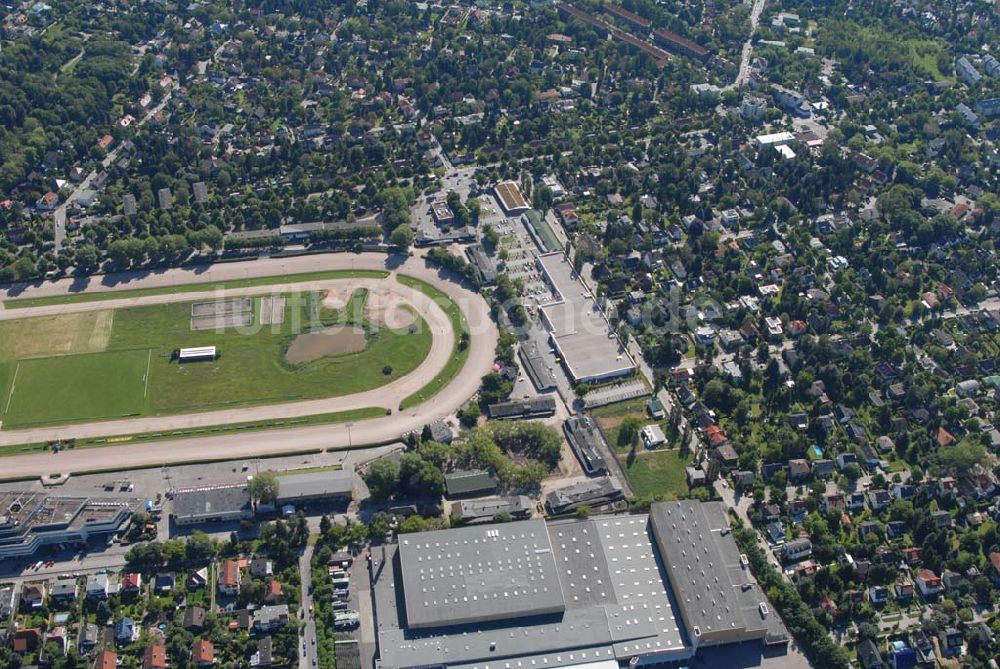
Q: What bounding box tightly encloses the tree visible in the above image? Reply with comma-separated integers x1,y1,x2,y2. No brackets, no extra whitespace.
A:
389,224,413,250
365,459,400,500
249,471,280,504
618,416,643,449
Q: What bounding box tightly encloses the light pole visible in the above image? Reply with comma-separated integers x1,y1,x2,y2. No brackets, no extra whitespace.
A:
346,423,354,449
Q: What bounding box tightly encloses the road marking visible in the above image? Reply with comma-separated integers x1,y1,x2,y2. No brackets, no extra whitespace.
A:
4,362,21,416
143,349,152,398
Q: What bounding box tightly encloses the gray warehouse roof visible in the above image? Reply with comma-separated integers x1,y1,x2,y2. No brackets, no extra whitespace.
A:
275,468,354,503
650,501,788,646
375,514,690,669
536,252,636,383
397,519,566,629
172,485,251,520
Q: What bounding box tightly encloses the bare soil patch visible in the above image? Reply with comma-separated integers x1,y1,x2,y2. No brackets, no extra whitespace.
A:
285,326,367,364
365,290,416,329
322,288,348,310
259,296,286,326
190,312,252,331
191,297,252,317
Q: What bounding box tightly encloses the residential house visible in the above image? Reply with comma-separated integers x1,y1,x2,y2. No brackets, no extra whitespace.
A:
252,604,290,632
250,558,273,578
887,521,907,539
847,492,867,512
835,453,858,470
115,617,137,644
894,576,914,602
989,551,1000,585
218,559,240,596
938,628,964,657
51,577,77,603
787,459,810,482
931,510,951,528
80,623,101,651
903,547,922,565
86,573,110,599
264,579,283,603
20,583,45,609
766,521,785,545
868,585,889,606
188,568,208,590
812,459,835,478
915,569,943,599
779,538,812,563
911,631,936,665
823,492,845,513
858,521,881,539
887,641,917,669
13,628,41,653
154,572,175,594
36,628,62,657
143,644,168,669
121,572,142,593
868,489,891,511
96,650,118,669
184,606,207,631
193,639,215,666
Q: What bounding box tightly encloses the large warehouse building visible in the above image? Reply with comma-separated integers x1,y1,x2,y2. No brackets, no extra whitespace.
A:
536,252,636,384
372,501,787,669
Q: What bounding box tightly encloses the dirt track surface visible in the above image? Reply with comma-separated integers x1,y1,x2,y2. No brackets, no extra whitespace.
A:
0,252,497,478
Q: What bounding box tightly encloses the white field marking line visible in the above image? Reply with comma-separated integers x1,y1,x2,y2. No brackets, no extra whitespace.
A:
143,349,152,398
4,362,21,416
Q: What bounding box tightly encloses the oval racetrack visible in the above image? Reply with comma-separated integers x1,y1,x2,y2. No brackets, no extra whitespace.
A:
0,252,498,478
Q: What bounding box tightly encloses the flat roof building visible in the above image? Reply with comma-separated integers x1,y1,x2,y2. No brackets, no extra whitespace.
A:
536,252,636,383
650,501,789,648
0,491,139,559
486,396,557,420
444,470,499,499
452,496,533,524
171,485,252,526
494,181,530,213
178,346,217,362
373,502,783,669
397,519,566,629
545,476,624,514
274,469,353,504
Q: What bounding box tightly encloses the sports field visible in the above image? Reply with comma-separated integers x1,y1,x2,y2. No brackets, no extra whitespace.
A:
0,286,435,428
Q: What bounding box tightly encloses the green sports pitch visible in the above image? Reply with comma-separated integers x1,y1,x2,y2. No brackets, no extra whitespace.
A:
0,283,438,429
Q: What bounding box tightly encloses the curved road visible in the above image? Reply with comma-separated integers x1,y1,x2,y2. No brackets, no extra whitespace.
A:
0,252,498,478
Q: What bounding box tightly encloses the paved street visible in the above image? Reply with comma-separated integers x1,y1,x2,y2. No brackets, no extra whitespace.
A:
299,543,317,669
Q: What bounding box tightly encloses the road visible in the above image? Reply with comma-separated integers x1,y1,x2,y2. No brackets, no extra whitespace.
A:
53,92,173,252
727,0,768,91
714,479,784,573
0,252,498,478
300,543,317,669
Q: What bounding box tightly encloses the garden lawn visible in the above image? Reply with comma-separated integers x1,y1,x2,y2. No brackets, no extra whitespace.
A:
623,449,691,500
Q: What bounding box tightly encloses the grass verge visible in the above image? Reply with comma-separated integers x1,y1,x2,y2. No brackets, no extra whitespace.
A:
396,275,471,409
4,269,389,309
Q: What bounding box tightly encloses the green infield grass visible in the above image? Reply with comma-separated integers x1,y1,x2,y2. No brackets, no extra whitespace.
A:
3,349,150,427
